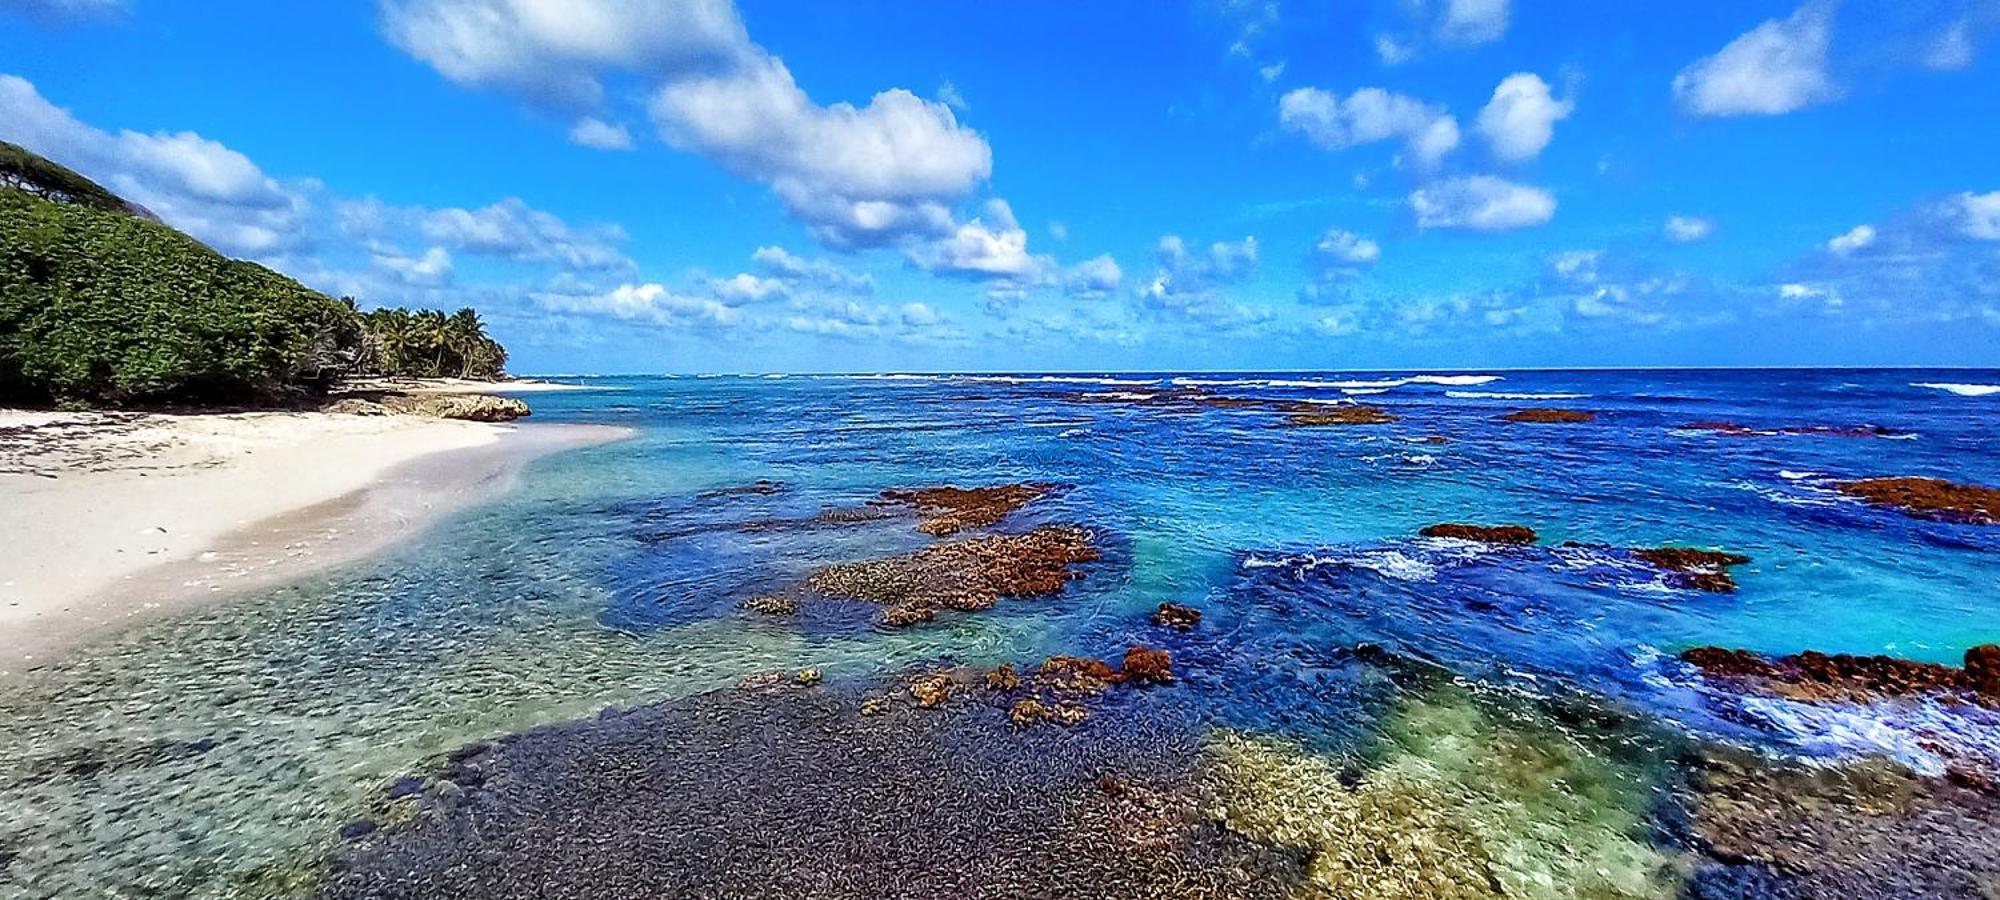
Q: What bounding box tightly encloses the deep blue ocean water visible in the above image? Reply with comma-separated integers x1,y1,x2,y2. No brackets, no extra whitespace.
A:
2,368,1997,897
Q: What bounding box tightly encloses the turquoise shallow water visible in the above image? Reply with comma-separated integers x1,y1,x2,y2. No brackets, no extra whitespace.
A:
1,368,1997,897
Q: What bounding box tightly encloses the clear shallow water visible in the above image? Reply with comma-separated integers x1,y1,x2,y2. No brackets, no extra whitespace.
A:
1,368,1997,898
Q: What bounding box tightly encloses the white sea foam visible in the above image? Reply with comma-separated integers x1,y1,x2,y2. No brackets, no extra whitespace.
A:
1778,470,1821,480
1445,391,1587,400
1914,382,2000,397
1171,373,1502,391
962,375,1160,386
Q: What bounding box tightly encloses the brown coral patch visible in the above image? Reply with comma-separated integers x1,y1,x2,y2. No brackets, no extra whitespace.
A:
1835,476,2000,525
880,482,1064,535
1500,408,1595,424
1122,647,1174,685
1680,646,1986,705
1634,547,1752,592
1419,523,1539,545
805,525,1101,627
1282,406,1396,426
1150,602,1202,631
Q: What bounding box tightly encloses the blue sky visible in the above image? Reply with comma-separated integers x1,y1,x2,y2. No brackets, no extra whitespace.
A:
3,0,1997,373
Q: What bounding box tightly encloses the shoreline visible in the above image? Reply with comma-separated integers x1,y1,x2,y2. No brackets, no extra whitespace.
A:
0,411,628,670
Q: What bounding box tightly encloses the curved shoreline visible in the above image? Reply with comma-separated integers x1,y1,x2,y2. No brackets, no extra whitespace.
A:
0,415,629,670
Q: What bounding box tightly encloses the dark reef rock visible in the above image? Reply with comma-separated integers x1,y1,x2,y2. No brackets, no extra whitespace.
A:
879,482,1063,535
318,681,1300,900
745,525,1101,627
1419,523,1539,545
1685,750,2000,898
1282,405,1396,426
1835,477,2000,525
1121,647,1174,685
695,480,786,499
1682,421,1911,439
323,392,530,422
1150,602,1202,631
1501,408,1595,424
1634,547,1752,593
1967,644,2000,700
1680,646,1993,705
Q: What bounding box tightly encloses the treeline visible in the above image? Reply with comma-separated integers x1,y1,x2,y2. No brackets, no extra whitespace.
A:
357,307,507,380
0,140,508,407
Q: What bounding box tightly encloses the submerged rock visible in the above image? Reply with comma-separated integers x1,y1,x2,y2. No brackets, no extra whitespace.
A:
1681,421,1911,439
880,483,1064,535
1500,408,1595,424
1419,523,1539,545
1634,547,1752,593
802,525,1102,627
1150,602,1202,631
320,681,1301,900
1836,476,2000,525
1679,646,1994,705
1686,749,2000,898
1283,406,1396,426
1122,647,1174,685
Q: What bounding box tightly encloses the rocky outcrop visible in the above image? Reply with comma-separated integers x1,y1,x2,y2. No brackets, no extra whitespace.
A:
1682,421,1911,438
1283,406,1395,426
879,483,1063,536
1150,603,1202,631
1633,547,1751,592
1680,645,2000,706
1419,524,1539,545
1500,408,1595,424
748,525,1101,627
323,392,530,422
1836,477,2000,525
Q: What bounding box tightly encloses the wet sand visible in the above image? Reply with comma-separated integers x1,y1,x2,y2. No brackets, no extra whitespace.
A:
0,410,626,669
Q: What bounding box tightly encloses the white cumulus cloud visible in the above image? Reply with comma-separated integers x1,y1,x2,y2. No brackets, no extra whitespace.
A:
1314,229,1381,265
1438,0,1510,45
1475,73,1572,161
1410,176,1556,231
1279,86,1460,167
1673,2,1838,117
1061,254,1124,299
1826,224,1876,255
1954,190,2000,240
0,73,309,256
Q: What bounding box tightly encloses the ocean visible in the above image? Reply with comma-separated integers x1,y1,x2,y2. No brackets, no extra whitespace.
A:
3,368,1997,898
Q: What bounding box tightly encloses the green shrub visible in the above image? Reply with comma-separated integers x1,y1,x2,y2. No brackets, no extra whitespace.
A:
0,139,149,217
0,188,363,406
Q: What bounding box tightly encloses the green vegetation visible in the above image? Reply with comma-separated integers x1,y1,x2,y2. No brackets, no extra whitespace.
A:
0,188,364,406
357,307,507,380
0,141,508,407
0,140,147,217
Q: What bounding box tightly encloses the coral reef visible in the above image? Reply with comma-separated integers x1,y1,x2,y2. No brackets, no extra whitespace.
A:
1633,547,1752,592
1680,645,2000,705
1681,421,1911,438
879,482,1063,535
746,525,1100,627
1501,408,1595,424
1419,523,1539,545
1283,405,1396,426
320,680,1302,899
1836,477,2000,525
1150,602,1202,631
1121,647,1174,685
1686,749,2000,897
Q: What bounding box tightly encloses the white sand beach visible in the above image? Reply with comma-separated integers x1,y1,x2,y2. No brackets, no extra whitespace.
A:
0,410,625,669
